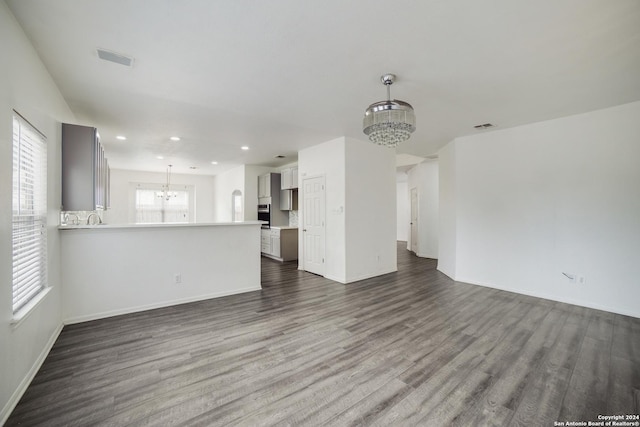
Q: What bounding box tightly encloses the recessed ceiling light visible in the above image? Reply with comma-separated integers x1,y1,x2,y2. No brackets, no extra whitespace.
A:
211,161,218,165
241,146,249,150
170,136,181,141
156,156,164,160
275,155,286,159
116,135,127,140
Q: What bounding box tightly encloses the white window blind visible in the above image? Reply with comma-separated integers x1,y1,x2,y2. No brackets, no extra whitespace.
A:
12,112,47,313
134,185,190,224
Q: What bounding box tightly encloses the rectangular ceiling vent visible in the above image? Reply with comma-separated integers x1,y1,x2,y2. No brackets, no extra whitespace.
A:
474,123,495,129
96,48,134,67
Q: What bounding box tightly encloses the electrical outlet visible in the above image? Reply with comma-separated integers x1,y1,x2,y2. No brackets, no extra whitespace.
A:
174,273,182,284
578,276,585,284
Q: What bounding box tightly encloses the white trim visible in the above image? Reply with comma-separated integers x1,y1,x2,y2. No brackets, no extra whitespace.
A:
10,287,52,329
323,268,399,284
455,276,640,319
324,274,347,284
416,252,438,259
345,268,399,284
0,322,63,425
63,286,262,325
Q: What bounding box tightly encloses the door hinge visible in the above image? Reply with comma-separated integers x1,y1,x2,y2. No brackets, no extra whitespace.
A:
322,258,324,263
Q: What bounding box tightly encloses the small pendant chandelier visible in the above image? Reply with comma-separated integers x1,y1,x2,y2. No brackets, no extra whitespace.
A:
363,74,416,147
157,164,177,200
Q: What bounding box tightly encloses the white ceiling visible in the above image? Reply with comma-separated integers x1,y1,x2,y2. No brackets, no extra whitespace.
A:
6,0,640,175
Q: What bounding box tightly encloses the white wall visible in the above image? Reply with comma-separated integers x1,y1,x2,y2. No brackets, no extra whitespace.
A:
0,3,75,422
437,142,457,277
106,169,215,224
439,101,640,318
407,160,440,259
345,138,397,281
61,224,262,323
212,165,245,222
396,178,409,241
298,137,397,283
212,165,273,222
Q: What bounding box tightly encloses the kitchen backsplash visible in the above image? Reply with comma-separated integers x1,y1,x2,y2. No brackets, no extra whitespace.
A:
289,210,299,227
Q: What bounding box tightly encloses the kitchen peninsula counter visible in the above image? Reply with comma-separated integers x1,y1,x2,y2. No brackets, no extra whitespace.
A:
60,221,262,323
59,221,265,230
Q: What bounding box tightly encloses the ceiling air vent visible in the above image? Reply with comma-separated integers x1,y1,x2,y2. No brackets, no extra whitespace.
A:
474,123,495,129
96,48,134,67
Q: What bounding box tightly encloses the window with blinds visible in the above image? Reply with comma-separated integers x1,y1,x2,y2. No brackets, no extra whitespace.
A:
12,112,48,313
134,185,191,224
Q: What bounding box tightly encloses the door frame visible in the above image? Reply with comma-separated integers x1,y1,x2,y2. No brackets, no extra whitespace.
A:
300,174,326,275
410,187,418,254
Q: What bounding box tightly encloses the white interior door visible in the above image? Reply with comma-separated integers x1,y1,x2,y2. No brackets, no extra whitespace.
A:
302,176,325,275
410,187,418,253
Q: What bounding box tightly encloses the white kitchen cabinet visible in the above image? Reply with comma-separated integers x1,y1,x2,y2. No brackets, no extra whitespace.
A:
260,227,298,261
258,174,269,198
258,173,283,199
271,235,281,258
261,229,271,254
280,167,298,190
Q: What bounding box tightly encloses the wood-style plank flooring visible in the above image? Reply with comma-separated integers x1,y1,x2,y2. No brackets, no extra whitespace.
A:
7,243,640,426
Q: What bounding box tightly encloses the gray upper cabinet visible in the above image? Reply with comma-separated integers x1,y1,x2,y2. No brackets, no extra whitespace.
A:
62,123,110,211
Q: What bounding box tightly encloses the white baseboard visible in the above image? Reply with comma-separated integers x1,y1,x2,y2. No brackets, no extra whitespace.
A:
323,274,347,284
323,268,399,285
345,268,398,284
63,286,262,325
1,322,63,425
416,252,437,259
455,276,640,319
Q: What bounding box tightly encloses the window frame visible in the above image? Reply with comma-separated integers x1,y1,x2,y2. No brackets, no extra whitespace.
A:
131,182,195,224
12,111,48,315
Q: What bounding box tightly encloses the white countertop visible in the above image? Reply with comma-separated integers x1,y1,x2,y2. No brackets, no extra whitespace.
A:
268,226,299,230
59,221,265,230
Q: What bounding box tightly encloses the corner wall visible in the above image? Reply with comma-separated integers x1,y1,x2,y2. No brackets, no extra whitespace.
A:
437,143,457,277
0,3,75,422
345,137,397,282
298,137,346,281
439,101,640,318
298,137,397,283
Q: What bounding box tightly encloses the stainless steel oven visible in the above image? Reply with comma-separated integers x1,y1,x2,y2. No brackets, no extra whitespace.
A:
257,204,270,228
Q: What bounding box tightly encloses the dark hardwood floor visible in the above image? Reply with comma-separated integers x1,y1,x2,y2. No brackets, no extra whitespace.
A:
7,243,640,426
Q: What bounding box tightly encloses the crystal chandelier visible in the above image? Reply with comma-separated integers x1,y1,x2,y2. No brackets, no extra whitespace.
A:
363,74,416,147
157,164,177,200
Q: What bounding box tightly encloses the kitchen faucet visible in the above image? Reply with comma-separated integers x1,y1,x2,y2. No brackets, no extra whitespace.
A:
65,213,80,225
86,212,102,225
